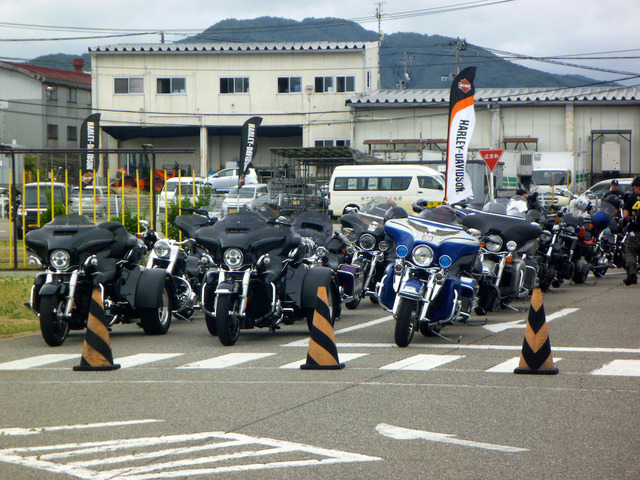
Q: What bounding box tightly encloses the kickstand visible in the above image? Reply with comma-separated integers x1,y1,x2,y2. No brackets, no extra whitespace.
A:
431,329,462,344
501,303,521,312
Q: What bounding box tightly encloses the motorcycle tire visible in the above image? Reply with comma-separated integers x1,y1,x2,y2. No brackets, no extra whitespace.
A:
306,284,338,331
139,282,173,335
394,298,418,348
215,295,240,346
572,259,589,284
419,322,441,337
202,284,217,335
345,295,361,310
39,295,70,347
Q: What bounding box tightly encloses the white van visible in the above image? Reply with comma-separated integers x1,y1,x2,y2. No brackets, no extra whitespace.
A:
157,177,206,216
328,164,445,217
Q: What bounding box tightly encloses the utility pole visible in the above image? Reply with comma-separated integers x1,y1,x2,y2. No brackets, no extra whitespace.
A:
442,37,467,81
375,2,384,89
398,52,411,89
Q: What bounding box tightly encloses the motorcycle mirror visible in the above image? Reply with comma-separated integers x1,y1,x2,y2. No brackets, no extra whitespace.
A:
139,220,150,231
467,228,481,237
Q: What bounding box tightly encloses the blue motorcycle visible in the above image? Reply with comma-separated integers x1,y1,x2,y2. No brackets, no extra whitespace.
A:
376,215,480,347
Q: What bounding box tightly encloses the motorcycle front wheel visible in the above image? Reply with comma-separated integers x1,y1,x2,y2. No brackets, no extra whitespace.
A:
139,282,172,335
394,298,418,347
216,294,240,346
39,295,70,346
572,258,589,284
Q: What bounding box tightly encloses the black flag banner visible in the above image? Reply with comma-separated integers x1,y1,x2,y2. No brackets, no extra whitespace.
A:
445,67,476,204
238,116,262,188
80,113,100,175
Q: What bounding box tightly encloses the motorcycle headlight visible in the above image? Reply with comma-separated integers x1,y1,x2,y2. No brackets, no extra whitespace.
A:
506,240,518,252
378,241,389,252
359,233,376,251
153,240,171,259
540,231,552,242
223,248,244,269
50,249,71,271
565,225,576,235
484,234,503,252
412,245,434,267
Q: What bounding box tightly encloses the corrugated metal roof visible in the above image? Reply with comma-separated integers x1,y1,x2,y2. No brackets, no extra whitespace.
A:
1,61,91,86
89,41,375,54
348,86,640,105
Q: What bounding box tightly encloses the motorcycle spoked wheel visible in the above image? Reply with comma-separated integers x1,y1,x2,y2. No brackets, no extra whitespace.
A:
394,298,418,348
173,276,195,319
215,294,240,346
39,295,70,347
572,258,590,284
139,282,173,335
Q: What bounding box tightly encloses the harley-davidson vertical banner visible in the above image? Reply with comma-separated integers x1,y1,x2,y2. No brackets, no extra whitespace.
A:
445,67,476,204
238,116,262,188
80,113,100,178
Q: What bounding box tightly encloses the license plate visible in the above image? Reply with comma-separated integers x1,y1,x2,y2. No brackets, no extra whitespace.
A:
228,208,237,213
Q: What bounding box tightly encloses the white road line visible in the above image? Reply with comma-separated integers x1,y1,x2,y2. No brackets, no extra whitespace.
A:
483,307,580,333
177,352,275,369
591,359,640,376
279,353,368,369
117,353,183,369
485,356,563,373
0,419,162,437
0,354,78,370
380,354,465,371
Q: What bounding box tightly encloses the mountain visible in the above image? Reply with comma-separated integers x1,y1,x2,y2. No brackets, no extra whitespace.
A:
28,17,597,88
26,53,92,72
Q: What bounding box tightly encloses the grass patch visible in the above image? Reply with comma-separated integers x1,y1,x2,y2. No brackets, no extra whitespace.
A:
0,277,38,339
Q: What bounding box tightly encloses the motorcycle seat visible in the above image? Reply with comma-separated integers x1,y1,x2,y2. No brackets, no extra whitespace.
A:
461,212,542,246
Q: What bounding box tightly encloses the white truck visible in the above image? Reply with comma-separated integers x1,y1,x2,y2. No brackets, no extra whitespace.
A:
529,152,587,209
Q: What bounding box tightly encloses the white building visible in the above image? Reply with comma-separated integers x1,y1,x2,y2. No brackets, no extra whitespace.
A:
89,41,380,178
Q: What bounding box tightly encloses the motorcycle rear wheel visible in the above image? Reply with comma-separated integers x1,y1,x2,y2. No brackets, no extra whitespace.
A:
394,298,418,347
345,295,361,310
216,295,240,346
39,295,69,347
139,283,172,335
572,258,589,284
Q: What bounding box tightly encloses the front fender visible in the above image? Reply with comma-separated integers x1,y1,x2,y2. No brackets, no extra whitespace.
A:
38,282,66,297
134,267,169,309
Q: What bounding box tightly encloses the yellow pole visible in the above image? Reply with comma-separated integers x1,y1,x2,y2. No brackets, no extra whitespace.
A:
107,169,111,219
121,173,125,224
8,170,12,267
22,169,26,266
79,169,83,216
36,170,40,227
51,169,55,220
136,169,140,234
178,170,182,241
65,169,68,214
92,170,96,224
164,169,168,238
192,172,196,205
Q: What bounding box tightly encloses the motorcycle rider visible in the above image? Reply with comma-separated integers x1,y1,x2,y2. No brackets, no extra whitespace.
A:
622,176,640,285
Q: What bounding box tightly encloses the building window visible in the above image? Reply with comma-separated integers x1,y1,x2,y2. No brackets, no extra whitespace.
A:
315,139,350,147
157,77,186,94
67,88,77,103
367,71,371,88
315,76,334,93
45,85,58,100
336,139,351,146
278,77,301,93
47,124,58,140
67,126,77,141
336,76,355,92
220,77,249,93
315,76,355,93
114,77,144,94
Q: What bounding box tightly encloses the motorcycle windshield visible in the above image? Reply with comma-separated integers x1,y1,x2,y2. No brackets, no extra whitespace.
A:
416,205,461,226
196,211,299,261
174,214,211,239
292,211,333,246
506,195,528,218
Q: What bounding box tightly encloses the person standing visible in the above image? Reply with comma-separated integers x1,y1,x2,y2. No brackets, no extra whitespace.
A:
622,176,640,285
602,179,625,201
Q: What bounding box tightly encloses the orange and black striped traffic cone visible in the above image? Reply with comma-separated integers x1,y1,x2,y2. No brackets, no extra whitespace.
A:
73,288,120,371
300,285,344,370
514,288,558,375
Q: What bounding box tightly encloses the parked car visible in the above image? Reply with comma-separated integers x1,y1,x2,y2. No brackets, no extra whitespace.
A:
221,183,271,214
70,186,120,218
157,177,206,217
16,182,68,238
206,168,258,193
580,178,634,203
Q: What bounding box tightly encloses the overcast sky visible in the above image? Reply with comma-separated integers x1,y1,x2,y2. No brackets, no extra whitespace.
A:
1,0,639,83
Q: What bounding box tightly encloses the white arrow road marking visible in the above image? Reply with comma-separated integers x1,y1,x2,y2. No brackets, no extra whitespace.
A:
177,352,275,369
0,419,162,437
591,359,640,376
0,354,78,370
376,423,528,453
482,307,580,333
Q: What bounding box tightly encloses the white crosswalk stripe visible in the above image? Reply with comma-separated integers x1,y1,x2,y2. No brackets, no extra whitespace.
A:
591,359,640,376
117,353,183,369
379,354,465,371
485,356,563,373
177,353,275,369
0,354,78,370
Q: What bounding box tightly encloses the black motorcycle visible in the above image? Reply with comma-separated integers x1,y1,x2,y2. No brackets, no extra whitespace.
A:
26,215,173,346
197,211,340,346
